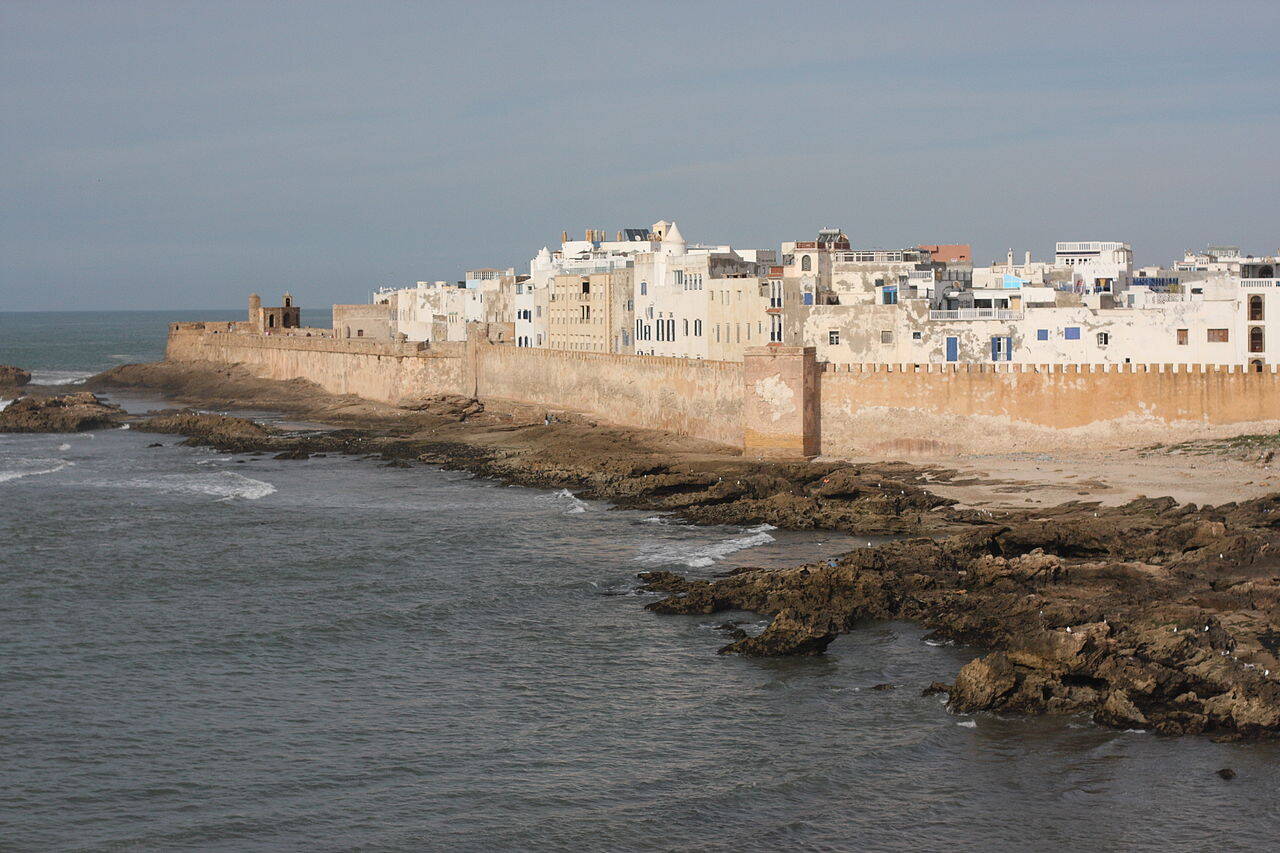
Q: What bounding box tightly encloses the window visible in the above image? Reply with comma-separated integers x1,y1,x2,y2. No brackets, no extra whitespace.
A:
912,331,922,341
1250,326,1265,353
882,286,898,306
769,314,783,342
668,319,676,340
828,330,840,346
356,329,364,337
801,255,812,272
536,334,542,346
683,319,689,336
803,292,814,306
1064,327,1081,340
1250,295,1265,321
635,320,642,341
694,319,702,337
1036,329,1049,341
582,281,590,294
536,306,542,318
1097,332,1109,346
1208,328,1229,343
674,270,684,287
880,330,893,344
990,335,1012,361
1177,328,1188,345
640,281,648,295
716,325,721,343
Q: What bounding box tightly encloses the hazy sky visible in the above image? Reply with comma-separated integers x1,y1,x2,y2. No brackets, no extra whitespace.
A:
3,1,1278,311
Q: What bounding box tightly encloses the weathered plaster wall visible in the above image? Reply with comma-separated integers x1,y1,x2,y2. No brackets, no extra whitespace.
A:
819,361,1280,454
474,343,743,446
165,326,1280,456
165,327,743,445
166,328,466,403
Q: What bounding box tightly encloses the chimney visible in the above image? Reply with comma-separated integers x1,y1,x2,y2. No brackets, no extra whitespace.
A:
1024,251,1031,266
561,230,569,244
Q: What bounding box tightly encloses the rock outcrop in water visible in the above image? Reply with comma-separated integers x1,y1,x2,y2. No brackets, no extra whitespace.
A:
0,392,125,432
0,365,32,388
640,497,1280,739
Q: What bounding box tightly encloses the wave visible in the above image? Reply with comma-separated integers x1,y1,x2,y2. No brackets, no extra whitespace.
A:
554,488,588,514
57,443,71,451
0,458,74,484
634,523,776,569
0,398,12,412
30,369,94,386
115,472,277,501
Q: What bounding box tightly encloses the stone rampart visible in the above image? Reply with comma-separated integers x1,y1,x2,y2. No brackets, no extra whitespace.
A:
165,327,467,403
474,343,744,446
163,325,1280,455
819,361,1280,454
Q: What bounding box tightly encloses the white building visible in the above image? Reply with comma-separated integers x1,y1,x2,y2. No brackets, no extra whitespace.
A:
1054,241,1133,293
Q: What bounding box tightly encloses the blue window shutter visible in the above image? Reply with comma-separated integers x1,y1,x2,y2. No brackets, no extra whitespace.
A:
1065,327,1080,340
1037,329,1048,341
1004,337,1012,361
991,336,999,361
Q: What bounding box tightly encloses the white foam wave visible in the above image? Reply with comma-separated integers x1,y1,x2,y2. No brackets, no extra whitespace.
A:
555,488,588,514
115,472,276,501
58,443,71,451
0,398,12,412
634,523,777,568
957,720,977,728
30,369,93,386
0,458,74,484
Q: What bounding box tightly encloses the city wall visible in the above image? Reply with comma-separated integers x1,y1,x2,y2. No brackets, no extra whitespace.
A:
165,326,743,445
165,326,467,403
165,325,1280,456
819,361,1280,455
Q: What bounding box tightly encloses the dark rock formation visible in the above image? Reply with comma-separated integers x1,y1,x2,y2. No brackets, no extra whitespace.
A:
639,498,1280,740
0,365,31,387
0,392,124,432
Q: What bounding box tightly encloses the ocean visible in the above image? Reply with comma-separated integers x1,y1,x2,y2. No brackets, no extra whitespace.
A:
2,311,1278,851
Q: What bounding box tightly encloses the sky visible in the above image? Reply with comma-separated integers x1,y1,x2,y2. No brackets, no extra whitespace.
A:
2,0,1278,311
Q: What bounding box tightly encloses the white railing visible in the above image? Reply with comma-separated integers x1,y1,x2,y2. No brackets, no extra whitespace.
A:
1241,279,1278,288
929,308,1023,321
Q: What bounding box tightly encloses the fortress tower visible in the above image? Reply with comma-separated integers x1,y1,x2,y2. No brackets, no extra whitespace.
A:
247,292,300,333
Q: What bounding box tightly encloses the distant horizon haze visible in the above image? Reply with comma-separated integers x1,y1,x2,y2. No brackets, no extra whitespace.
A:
3,0,1278,311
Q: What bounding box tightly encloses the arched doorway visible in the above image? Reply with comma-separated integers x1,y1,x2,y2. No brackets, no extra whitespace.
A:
1250,294,1265,321
1250,326,1265,353
1251,359,1265,372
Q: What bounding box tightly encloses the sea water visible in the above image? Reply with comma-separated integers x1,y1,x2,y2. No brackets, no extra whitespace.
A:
2,312,1278,850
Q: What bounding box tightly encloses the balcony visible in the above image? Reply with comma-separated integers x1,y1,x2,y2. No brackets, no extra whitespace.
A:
929,308,1023,321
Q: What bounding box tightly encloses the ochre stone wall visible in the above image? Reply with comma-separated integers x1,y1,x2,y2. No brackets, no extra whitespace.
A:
742,346,819,458
164,326,1280,455
473,342,744,446
819,362,1280,454
165,328,467,403
164,327,744,446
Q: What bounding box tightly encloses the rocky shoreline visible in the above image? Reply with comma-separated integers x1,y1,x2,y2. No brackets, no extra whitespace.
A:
12,360,1280,740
